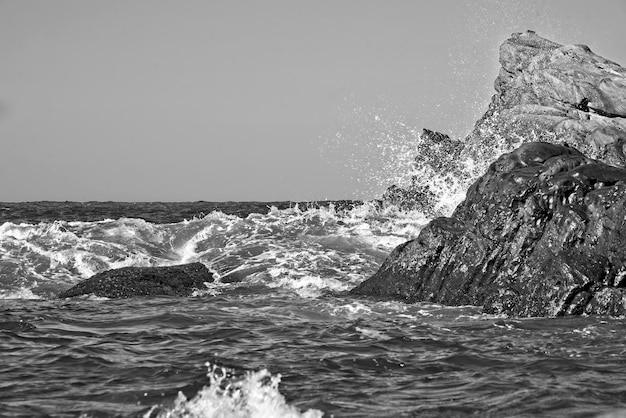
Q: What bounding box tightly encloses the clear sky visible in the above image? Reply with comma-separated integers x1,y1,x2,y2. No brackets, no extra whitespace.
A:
2,0,625,202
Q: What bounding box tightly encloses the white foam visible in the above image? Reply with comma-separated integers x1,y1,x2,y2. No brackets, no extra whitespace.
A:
268,274,351,298
0,203,429,298
148,363,323,418
327,301,373,317
0,287,42,300
355,326,389,340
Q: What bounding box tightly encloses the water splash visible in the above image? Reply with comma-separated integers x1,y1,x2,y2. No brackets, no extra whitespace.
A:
148,363,323,418
320,95,421,199
0,203,427,298
322,91,562,219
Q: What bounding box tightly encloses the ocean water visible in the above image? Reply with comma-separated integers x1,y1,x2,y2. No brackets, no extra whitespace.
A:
2,200,626,417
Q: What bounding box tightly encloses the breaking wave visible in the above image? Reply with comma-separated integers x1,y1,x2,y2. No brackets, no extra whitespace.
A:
0,202,428,299
148,363,323,418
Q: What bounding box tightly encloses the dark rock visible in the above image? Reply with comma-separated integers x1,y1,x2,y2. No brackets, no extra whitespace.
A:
381,184,435,213
355,32,626,317
382,129,464,215
58,262,214,298
353,142,626,317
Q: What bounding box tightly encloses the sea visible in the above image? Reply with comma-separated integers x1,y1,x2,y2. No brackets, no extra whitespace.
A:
2,199,626,418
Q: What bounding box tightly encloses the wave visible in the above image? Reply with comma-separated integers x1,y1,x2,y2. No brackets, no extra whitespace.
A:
1,106,526,301
2,97,536,301
322,100,537,217
0,202,428,299
147,362,323,418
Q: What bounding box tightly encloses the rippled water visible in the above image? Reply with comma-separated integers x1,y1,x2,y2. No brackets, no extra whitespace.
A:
2,202,626,417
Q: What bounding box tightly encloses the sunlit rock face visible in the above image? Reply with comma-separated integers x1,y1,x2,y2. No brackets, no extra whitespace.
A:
382,31,626,218
381,129,463,215
358,32,626,317
354,142,626,317
466,30,626,168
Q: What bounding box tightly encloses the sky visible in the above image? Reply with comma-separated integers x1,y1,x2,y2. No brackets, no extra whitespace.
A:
1,0,625,202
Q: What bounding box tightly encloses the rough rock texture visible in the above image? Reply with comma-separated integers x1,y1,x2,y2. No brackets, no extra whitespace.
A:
381,129,464,215
58,262,214,298
466,30,626,169
353,32,626,317
384,31,626,219
353,142,626,316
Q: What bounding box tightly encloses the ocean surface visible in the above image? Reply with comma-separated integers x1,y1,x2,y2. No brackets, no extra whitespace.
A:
2,200,626,417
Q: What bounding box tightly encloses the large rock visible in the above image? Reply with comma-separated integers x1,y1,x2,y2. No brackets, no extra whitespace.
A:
353,32,626,317
385,32,626,219
465,30,626,170
352,142,626,316
58,262,214,298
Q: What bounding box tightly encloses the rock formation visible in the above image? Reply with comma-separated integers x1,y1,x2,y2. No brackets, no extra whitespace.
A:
466,30,626,169
381,129,464,215
383,31,626,218
353,31,626,317
58,262,214,298
353,142,626,316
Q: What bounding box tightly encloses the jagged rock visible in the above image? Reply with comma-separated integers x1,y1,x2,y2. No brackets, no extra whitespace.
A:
383,32,626,219
381,184,435,213
353,142,626,317
356,32,626,317
382,129,464,214
465,30,626,169
58,262,214,298
416,129,464,168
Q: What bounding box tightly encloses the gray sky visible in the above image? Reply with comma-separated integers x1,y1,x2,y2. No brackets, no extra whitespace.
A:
2,0,625,201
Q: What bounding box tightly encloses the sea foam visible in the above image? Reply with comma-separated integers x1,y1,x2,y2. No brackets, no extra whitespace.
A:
148,363,323,418
0,201,427,298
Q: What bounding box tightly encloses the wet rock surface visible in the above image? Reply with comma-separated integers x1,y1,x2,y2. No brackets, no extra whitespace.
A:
381,129,464,215
58,262,214,298
384,31,626,219
353,142,626,316
355,32,626,317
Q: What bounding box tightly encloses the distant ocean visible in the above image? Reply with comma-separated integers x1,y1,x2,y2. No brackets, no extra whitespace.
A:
2,200,626,417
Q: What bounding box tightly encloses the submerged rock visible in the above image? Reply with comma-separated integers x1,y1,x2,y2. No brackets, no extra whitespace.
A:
353,142,626,316
58,262,214,298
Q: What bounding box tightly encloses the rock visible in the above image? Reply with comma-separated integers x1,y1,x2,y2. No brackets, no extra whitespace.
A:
385,33,626,219
0,321,36,332
465,30,626,170
58,262,214,298
352,142,626,317
381,129,464,215
354,32,626,317
381,184,435,213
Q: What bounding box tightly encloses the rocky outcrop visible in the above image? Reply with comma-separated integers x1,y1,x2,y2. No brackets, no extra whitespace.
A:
465,30,626,170
352,31,626,317
352,142,626,316
58,262,214,298
381,129,464,215
384,31,626,220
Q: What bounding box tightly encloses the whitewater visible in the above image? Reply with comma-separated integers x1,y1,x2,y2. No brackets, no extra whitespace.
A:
2,199,626,417
1,109,625,418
